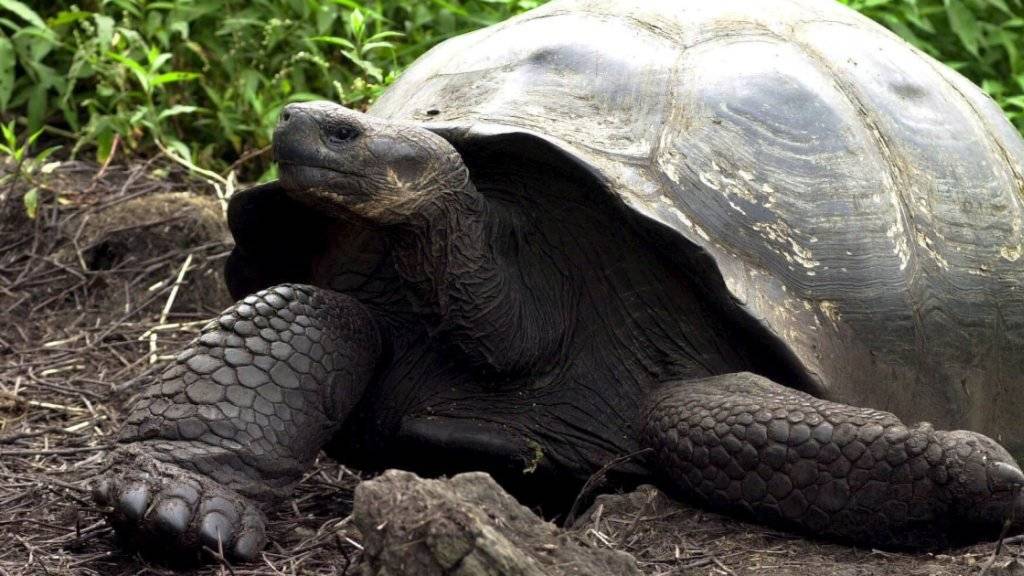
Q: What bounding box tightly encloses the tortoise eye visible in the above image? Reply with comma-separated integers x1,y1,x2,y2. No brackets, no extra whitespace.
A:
325,124,361,146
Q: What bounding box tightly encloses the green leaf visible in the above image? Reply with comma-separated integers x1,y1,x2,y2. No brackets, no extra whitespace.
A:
15,26,58,61
993,27,1022,75
26,127,42,148
902,10,936,33
95,127,114,164
361,41,397,54
0,0,46,29
26,82,45,132
163,138,193,164
945,0,982,57
47,10,90,28
259,163,278,183
983,78,1007,96
315,3,336,35
875,14,935,54
149,52,172,72
329,0,385,21
312,35,357,49
366,31,405,42
107,0,142,18
23,187,38,219
150,71,200,86
107,51,150,92
349,8,366,39
0,120,15,156
988,0,1014,15
157,104,200,120
0,35,13,110
33,144,60,166
169,19,189,40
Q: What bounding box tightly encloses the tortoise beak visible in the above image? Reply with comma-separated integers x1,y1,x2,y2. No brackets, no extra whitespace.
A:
273,104,324,168
273,101,366,170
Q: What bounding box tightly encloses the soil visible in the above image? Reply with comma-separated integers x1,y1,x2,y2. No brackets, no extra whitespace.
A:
1,158,1020,575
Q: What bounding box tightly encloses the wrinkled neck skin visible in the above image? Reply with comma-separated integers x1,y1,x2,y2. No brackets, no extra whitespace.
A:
389,172,567,377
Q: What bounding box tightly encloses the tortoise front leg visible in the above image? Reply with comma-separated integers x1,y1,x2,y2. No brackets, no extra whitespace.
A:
93,284,381,561
641,372,1024,548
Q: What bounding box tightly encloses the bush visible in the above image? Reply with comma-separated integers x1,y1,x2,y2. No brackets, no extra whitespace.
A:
0,0,1021,177
0,0,538,178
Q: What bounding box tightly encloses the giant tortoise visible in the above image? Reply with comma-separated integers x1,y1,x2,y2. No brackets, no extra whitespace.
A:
93,0,1024,561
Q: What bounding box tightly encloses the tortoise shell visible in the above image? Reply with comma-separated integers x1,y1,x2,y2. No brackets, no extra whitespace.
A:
370,0,1024,453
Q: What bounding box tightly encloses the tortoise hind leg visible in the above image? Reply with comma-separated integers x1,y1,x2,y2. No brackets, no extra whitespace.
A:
641,372,1024,548
93,284,381,562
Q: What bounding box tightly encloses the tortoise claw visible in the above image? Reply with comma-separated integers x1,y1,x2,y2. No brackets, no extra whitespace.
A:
232,529,263,562
117,482,152,522
991,461,1024,490
152,498,191,535
198,511,233,549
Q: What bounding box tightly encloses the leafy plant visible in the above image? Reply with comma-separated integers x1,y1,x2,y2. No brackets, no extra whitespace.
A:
0,120,61,218
0,0,63,131
0,0,1021,177
0,0,540,178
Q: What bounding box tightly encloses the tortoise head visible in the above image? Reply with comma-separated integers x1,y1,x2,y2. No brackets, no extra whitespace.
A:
273,101,469,223
941,430,1024,536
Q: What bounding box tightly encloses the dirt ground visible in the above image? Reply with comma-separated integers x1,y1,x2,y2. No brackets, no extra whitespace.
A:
1,158,1022,575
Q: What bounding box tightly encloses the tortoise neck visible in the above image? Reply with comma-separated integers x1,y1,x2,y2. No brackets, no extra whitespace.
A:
390,178,566,377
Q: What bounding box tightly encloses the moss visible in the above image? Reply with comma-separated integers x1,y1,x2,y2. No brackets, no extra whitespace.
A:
522,439,544,475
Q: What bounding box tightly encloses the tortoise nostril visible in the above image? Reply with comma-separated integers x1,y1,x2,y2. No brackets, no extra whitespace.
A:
281,110,291,123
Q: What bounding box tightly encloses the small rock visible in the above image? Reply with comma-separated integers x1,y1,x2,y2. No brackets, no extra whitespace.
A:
353,470,641,576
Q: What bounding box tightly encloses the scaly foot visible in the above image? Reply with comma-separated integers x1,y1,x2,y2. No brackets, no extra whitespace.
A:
93,446,266,562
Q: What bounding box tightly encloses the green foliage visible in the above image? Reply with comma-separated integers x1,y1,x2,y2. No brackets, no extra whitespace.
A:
0,0,1020,176
841,0,1024,130
0,0,538,177
0,120,61,218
